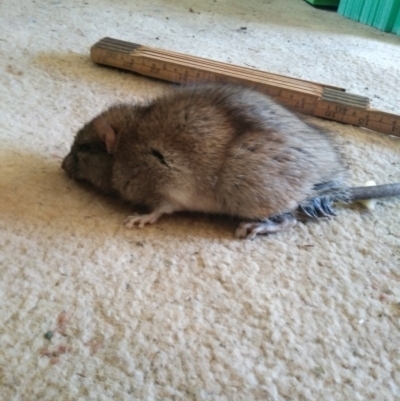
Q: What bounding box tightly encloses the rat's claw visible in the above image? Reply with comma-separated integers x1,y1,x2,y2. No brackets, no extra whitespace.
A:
123,212,162,229
235,222,268,239
236,214,297,239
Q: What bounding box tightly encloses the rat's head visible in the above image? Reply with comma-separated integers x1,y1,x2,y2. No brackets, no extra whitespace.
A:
62,115,119,194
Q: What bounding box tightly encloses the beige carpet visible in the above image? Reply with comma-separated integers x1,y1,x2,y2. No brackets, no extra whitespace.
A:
1,0,400,400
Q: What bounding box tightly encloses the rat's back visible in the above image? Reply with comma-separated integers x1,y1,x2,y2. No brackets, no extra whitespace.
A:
136,84,345,219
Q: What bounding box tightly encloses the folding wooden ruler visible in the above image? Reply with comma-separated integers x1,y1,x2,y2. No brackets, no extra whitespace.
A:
90,37,400,137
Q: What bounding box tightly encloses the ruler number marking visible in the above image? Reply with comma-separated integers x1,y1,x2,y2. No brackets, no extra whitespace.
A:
335,105,347,113
150,63,160,74
122,55,134,68
391,124,400,134
123,61,134,68
325,110,335,118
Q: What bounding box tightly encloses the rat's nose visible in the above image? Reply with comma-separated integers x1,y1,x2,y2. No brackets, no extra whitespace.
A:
61,153,73,174
61,156,67,171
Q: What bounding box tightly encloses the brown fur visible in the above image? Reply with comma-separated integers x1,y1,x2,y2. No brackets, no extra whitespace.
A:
62,84,345,237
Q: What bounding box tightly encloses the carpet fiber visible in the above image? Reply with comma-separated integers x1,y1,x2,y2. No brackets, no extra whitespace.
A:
1,1,400,400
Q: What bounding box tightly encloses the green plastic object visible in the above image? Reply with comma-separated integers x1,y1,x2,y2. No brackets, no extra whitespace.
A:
338,0,400,35
304,0,340,6
359,1,380,25
372,0,400,31
338,0,351,16
349,0,366,21
393,7,400,34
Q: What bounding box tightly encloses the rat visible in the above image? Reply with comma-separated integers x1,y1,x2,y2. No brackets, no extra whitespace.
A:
62,83,400,239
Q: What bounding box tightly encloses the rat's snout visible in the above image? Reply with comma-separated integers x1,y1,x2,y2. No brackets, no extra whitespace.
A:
61,153,71,172
61,155,68,172
61,152,76,177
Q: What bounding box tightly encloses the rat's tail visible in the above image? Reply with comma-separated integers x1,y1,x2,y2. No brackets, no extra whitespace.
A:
296,182,400,220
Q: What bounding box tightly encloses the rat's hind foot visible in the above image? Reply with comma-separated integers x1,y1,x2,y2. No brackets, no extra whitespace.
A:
297,196,336,220
124,212,163,229
235,214,297,239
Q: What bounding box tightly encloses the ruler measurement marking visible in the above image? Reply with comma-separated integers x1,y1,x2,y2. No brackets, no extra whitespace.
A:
98,37,343,91
140,55,324,95
95,45,324,95
135,48,345,91
314,102,400,132
95,51,323,97
137,56,322,96
137,50,324,92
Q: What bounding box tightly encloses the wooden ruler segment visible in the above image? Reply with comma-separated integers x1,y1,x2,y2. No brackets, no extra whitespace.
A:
91,37,343,94
90,37,400,137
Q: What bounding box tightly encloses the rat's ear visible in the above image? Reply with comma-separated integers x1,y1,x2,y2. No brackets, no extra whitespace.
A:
92,116,118,154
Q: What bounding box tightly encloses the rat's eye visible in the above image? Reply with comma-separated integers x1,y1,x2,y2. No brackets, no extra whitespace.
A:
78,143,93,152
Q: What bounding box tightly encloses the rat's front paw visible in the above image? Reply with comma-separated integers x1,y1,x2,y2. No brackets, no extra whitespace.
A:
123,212,163,229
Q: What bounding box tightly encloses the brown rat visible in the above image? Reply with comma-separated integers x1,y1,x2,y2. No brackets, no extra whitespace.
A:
62,83,380,239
